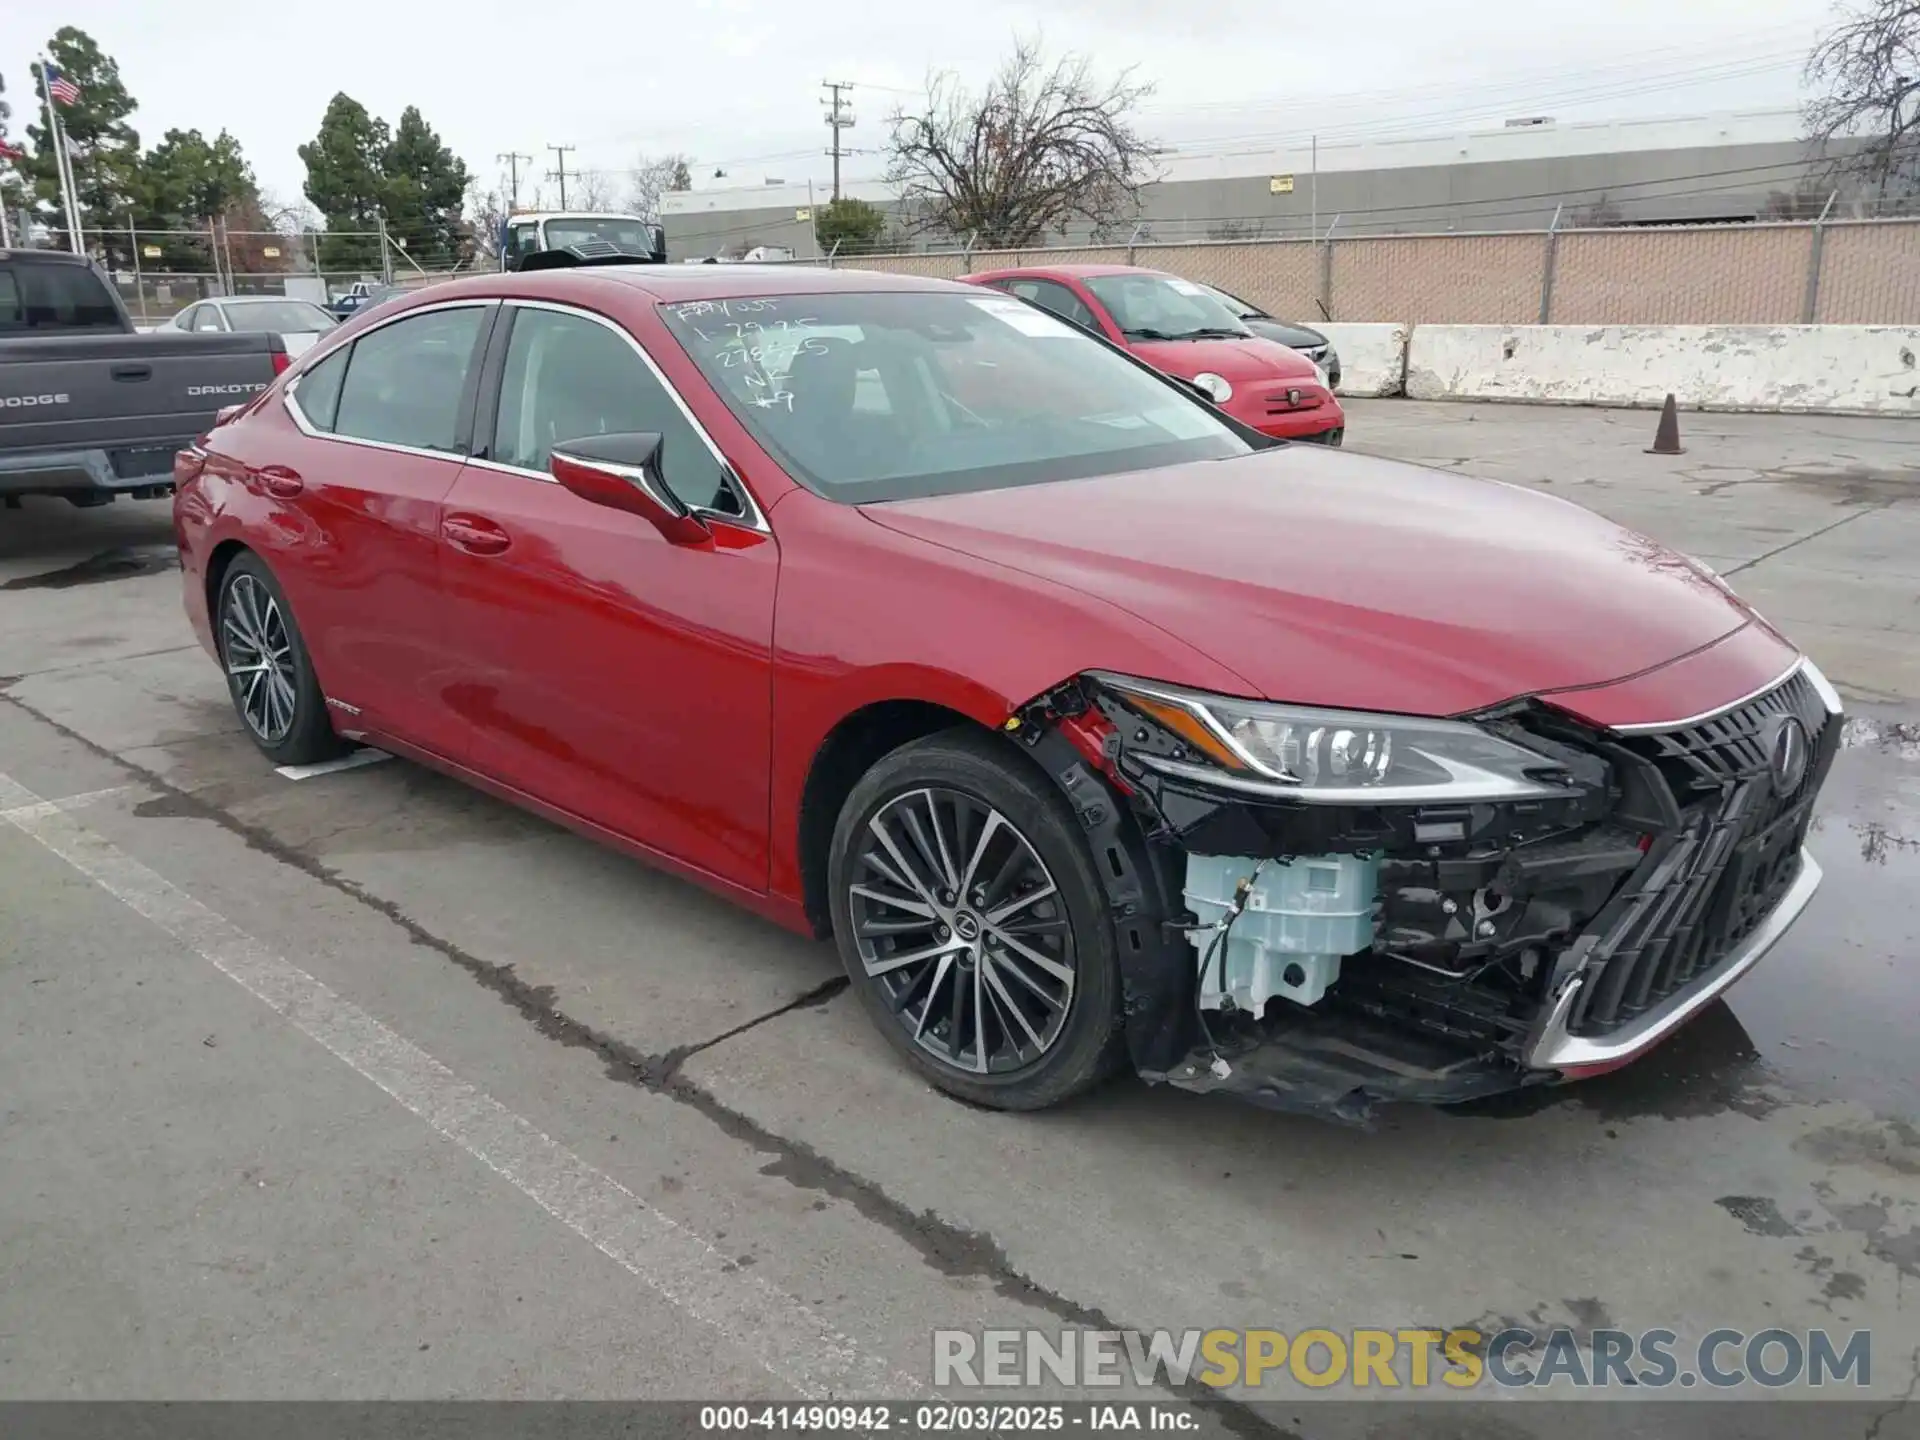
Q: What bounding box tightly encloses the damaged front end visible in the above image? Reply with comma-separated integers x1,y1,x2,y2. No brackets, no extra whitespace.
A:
1010,662,1842,1126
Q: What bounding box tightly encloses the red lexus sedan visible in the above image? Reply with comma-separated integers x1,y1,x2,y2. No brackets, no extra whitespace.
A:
174,260,1838,1124
960,263,1345,444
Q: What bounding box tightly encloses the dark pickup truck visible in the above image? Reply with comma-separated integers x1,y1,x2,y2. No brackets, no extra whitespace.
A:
1,248,286,508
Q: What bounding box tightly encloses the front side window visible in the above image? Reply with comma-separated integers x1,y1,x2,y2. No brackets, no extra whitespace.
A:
193,306,228,332
507,223,540,261
1084,273,1251,342
657,291,1250,503
332,306,486,452
492,306,735,514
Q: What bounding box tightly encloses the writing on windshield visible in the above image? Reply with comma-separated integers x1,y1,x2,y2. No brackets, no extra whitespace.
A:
659,291,1249,503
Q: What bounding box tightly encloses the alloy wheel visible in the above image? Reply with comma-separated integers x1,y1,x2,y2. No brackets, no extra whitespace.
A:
221,573,298,745
847,787,1076,1075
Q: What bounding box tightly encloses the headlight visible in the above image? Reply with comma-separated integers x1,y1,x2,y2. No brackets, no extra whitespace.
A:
1192,372,1232,404
1095,674,1575,803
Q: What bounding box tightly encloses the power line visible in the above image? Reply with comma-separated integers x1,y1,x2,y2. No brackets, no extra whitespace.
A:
545,143,577,209
823,81,855,201
497,151,532,209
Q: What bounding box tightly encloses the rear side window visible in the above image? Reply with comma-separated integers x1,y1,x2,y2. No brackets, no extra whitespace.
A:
290,347,350,432
0,262,124,334
332,307,487,452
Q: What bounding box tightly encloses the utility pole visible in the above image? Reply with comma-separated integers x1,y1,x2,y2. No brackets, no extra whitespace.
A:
821,81,855,202
497,151,532,210
545,144,576,209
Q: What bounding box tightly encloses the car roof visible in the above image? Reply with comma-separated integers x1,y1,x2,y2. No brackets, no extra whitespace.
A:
392,263,970,307
965,263,1168,281
213,294,331,305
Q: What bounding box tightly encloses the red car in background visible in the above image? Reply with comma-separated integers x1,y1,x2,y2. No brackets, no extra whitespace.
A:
961,264,1345,445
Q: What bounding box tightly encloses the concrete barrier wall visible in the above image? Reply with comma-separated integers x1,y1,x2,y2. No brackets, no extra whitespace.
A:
1320,323,1409,397
1403,324,1920,415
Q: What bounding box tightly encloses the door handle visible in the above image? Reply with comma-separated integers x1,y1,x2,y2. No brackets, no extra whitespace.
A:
256,465,303,499
110,363,152,381
442,513,511,556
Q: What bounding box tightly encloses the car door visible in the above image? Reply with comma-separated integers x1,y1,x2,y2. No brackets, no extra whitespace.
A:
267,301,495,756
437,300,778,888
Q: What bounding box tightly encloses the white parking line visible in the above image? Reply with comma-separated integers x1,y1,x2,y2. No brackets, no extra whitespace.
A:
0,785,131,824
0,770,919,1401
275,749,394,781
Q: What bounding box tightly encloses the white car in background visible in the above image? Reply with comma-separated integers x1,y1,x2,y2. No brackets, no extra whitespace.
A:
165,295,340,357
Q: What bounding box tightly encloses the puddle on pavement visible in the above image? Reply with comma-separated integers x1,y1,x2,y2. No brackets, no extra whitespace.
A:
3,546,180,591
1460,702,1920,1123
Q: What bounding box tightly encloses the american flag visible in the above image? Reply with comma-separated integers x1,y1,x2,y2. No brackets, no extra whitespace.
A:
45,64,81,106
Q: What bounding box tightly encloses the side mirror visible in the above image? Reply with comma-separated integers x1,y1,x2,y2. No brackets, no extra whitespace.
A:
549,432,711,547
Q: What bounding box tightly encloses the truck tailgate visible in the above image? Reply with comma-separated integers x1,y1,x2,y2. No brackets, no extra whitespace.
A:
0,331,281,473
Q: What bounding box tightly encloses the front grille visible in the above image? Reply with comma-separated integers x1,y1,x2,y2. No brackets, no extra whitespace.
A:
1565,667,1836,1037
1263,391,1323,415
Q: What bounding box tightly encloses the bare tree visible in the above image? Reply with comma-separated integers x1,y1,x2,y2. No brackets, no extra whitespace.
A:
466,181,508,262
627,152,692,223
885,39,1158,249
571,167,621,212
1806,0,1920,199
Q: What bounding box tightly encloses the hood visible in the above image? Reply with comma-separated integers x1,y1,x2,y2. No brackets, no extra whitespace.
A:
1128,334,1318,383
1245,317,1328,350
859,447,1757,717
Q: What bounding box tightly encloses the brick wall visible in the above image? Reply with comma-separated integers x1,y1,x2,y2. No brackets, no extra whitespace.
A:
824,219,1920,326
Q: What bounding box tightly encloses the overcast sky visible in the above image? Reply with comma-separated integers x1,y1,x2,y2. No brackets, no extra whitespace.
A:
6,0,1842,211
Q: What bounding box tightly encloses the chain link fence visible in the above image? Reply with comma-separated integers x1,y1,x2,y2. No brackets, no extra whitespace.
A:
7,223,487,323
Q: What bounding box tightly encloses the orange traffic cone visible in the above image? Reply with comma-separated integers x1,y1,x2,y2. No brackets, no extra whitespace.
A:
1646,394,1685,455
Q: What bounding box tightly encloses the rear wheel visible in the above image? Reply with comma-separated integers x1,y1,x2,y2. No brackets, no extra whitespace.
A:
827,730,1124,1110
216,552,345,767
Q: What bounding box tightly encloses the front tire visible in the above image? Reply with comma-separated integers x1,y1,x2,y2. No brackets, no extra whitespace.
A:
827,729,1125,1110
215,552,345,767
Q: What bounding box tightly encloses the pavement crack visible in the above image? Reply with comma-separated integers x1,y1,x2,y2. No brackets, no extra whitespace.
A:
1865,1344,1920,1440
1,690,1286,1438
649,975,851,1082
1722,499,1895,578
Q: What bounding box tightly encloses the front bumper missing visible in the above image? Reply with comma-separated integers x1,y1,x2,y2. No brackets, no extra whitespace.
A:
1524,848,1822,1072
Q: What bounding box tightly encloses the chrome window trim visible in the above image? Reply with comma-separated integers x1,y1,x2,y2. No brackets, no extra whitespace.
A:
1605,656,1825,734
481,298,769,535
283,298,493,462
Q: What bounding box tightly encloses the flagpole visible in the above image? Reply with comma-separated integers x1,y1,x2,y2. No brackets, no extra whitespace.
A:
36,59,84,254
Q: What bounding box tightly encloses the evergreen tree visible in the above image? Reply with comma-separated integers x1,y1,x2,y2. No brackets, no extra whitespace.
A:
381,106,470,268
298,93,389,272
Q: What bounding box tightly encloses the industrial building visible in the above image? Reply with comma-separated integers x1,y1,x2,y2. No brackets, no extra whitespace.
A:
661,108,1862,261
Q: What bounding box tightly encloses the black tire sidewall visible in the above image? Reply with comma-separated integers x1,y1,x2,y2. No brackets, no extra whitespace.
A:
827,728,1124,1110
216,552,343,767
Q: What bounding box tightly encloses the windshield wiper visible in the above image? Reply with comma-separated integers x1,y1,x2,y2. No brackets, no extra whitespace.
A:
1120,327,1181,341
1167,327,1247,339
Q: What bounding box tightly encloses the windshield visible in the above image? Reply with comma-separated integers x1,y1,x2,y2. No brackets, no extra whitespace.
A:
1199,284,1259,320
542,216,660,251
1084,273,1251,341
658,291,1252,503
226,301,338,334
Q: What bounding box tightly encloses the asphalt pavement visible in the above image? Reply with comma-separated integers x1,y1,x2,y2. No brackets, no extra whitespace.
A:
2,400,1918,1434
